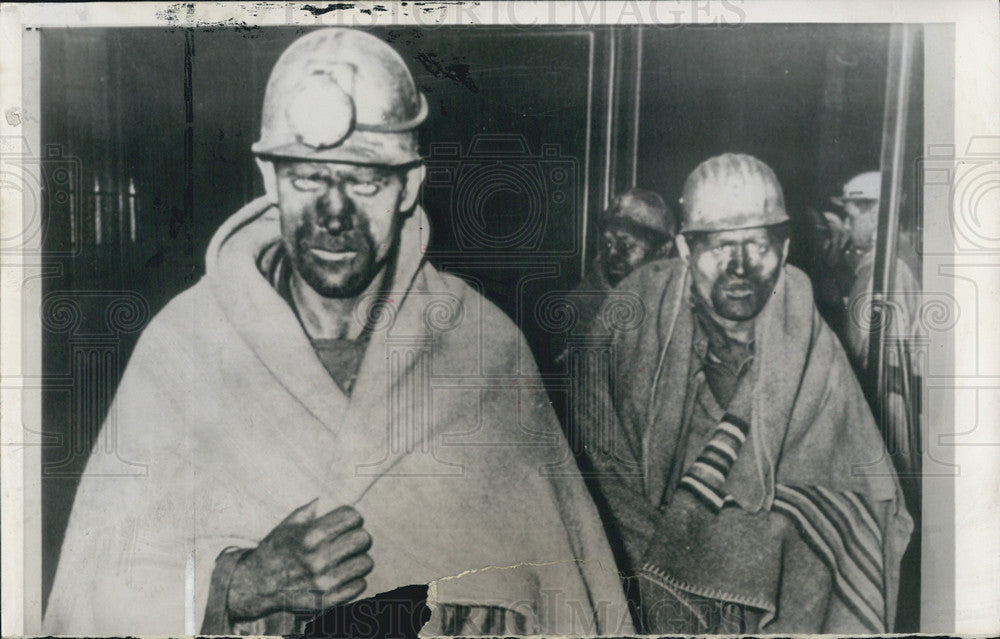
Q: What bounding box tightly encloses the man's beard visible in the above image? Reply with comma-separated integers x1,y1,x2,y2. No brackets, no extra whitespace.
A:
287,224,382,298
708,268,781,321
603,256,630,286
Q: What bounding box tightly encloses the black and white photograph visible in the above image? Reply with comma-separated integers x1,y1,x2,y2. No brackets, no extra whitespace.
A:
1,1,997,637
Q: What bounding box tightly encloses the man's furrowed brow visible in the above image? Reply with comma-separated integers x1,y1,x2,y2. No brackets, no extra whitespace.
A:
280,162,327,176
706,237,738,247
333,165,398,182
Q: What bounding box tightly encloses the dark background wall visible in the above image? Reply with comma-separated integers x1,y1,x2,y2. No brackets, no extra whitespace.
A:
636,24,891,215
39,24,920,624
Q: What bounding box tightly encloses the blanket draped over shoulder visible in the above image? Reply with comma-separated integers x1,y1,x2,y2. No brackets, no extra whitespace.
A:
573,257,912,633
44,198,632,636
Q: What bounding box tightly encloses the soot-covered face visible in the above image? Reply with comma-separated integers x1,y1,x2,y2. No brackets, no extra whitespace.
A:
599,222,666,286
686,226,787,322
843,198,880,254
274,161,409,298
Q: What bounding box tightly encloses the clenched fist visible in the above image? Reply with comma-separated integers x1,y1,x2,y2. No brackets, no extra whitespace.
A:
227,500,373,621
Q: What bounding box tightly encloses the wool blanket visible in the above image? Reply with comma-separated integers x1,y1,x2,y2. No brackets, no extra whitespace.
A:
845,250,922,368
846,251,924,478
573,257,912,633
44,198,632,636
552,257,613,365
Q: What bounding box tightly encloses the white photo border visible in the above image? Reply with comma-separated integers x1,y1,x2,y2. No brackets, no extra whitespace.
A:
1,1,997,635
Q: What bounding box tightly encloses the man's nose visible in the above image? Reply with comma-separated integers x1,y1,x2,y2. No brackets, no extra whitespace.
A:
318,186,354,234
726,246,748,276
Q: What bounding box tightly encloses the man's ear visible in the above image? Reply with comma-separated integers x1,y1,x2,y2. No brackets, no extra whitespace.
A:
780,237,791,266
675,233,692,262
256,158,278,204
399,164,426,214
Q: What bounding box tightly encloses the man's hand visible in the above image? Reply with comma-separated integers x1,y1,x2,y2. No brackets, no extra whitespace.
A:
820,211,851,264
227,500,374,621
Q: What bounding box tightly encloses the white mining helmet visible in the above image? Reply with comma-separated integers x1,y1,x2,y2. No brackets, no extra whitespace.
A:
252,28,428,167
832,171,881,206
679,153,790,233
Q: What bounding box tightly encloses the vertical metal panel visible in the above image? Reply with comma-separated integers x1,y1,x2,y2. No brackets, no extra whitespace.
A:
869,25,916,407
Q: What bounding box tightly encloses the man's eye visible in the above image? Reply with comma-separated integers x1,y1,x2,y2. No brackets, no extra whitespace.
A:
291,176,325,191
347,182,380,197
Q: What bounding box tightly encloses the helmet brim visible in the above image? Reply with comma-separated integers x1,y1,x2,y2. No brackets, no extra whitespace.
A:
831,195,878,207
252,130,422,168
